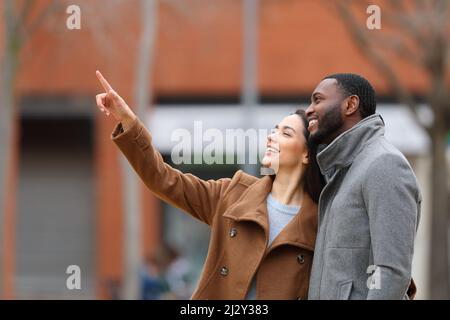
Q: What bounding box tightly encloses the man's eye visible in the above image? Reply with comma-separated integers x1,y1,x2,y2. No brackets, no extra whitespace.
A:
283,132,291,137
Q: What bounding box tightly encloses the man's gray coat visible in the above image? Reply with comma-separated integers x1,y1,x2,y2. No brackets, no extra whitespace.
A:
308,114,421,300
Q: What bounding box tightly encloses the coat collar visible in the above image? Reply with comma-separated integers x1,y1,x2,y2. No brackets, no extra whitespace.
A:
222,175,318,251
316,114,385,181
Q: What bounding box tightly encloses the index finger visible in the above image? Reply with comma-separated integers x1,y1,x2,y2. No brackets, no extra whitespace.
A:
96,70,113,92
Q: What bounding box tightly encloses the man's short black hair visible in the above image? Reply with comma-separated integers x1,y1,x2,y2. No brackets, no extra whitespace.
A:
323,73,376,119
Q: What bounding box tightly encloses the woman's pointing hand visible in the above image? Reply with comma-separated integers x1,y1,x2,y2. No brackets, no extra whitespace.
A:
95,70,136,127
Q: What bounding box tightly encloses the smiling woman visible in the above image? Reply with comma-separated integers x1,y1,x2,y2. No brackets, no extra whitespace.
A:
94,70,325,299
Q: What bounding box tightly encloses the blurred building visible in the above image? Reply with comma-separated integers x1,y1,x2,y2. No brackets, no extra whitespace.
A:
0,0,444,299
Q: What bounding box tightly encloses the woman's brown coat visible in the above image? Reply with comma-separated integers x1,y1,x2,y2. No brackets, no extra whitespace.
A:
111,117,318,299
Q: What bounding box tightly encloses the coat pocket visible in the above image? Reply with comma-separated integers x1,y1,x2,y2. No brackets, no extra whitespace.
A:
337,280,353,300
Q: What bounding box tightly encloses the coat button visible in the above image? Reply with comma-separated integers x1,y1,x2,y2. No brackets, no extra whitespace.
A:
229,227,237,238
220,266,229,276
297,254,305,264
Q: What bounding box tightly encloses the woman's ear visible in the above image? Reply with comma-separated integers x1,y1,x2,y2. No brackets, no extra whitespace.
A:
302,151,309,165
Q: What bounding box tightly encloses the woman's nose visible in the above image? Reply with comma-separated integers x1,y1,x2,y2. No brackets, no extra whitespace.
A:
268,130,276,142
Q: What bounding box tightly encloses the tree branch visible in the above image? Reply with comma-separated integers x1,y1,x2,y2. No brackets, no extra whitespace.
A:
23,0,61,40
382,0,429,45
370,32,424,66
13,0,33,36
334,1,428,133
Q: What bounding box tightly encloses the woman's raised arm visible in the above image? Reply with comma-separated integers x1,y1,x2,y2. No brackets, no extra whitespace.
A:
95,71,232,225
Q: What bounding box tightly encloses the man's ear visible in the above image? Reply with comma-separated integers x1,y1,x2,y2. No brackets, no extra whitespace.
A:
345,95,360,116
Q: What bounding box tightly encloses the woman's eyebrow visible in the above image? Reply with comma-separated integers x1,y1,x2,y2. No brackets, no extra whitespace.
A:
276,125,296,133
283,125,296,133
274,124,296,133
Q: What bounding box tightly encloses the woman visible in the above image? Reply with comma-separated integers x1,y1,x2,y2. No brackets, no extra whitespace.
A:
95,70,325,299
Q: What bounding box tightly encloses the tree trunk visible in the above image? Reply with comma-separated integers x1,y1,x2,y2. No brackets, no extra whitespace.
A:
0,0,20,298
241,0,259,176
429,112,450,299
122,0,157,300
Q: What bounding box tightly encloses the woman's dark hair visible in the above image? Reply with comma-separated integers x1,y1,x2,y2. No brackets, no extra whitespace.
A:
293,109,325,203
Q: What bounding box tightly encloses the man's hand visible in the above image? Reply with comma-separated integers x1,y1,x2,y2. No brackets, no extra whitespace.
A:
95,70,136,129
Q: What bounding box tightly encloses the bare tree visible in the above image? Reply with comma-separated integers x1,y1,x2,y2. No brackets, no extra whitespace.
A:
331,0,450,299
242,0,259,176
121,0,158,300
0,0,61,297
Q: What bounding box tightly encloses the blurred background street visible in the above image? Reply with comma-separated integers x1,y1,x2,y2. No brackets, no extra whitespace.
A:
0,0,449,299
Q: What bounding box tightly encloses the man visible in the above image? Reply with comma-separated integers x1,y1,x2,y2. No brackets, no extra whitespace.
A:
306,73,421,300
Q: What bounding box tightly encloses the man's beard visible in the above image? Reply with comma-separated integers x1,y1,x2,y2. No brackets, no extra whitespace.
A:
309,103,344,145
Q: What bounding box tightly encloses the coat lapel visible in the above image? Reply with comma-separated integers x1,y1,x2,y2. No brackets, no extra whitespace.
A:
223,176,272,241
267,193,318,252
222,175,318,252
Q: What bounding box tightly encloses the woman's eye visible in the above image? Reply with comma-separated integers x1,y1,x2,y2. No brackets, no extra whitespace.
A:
283,132,290,137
